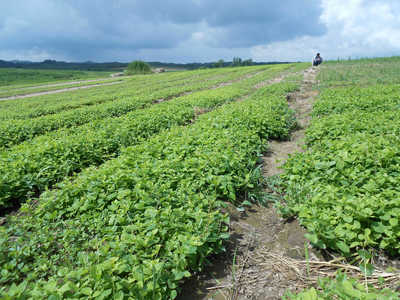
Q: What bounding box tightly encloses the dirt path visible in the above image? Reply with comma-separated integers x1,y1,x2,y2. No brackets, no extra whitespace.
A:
0,80,124,101
262,68,318,176
178,67,320,300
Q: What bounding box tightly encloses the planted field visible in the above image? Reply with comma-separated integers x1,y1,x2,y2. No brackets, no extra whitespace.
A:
0,81,297,298
0,66,240,100
0,63,306,298
3,59,397,299
0,71,296,209
0,65,286,149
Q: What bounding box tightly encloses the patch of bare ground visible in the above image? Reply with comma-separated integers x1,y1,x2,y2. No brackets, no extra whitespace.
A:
178,67,321,300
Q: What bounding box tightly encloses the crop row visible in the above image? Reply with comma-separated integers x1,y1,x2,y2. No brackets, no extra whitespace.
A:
0,66,228,114
0,66,283,149
280,84,400,256
0,66,262,121
312,84,400,117
0,69,297,208
0,81,298,299
0,83,242,208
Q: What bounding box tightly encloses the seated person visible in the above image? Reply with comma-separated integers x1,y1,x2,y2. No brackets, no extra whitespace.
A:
313,53,323,66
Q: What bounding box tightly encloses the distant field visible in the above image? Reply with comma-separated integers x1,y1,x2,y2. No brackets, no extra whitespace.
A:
0,77,126,99
0,68,113,86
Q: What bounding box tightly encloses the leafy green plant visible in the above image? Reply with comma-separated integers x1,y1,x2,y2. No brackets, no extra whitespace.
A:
281,133,400,255
0,77,297,299
0,70,297,209
0,65,280,148
284,273,399,299
281,65,400,257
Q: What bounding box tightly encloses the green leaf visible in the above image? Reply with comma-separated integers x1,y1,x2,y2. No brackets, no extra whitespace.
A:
305,233,326,249
220,233,230,240
342,280,361,298
359,263,374,276
336,241,350,254
303,287,318,300
304,233,318,244
242,200,252,207
357,249,372,260
81,287,92,296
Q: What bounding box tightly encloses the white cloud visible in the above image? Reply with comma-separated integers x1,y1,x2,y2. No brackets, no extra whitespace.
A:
252,0,400,61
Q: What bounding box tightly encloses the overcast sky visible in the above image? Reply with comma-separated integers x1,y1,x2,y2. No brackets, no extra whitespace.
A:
1,0,399,63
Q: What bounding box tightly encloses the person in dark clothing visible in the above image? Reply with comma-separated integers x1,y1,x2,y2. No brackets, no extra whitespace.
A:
313,53,323,66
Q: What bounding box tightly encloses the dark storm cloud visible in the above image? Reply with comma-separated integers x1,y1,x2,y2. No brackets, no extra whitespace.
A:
201,0,325,47
0,0,325,61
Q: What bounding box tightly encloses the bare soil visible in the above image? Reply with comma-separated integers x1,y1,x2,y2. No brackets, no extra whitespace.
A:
178,67,321,300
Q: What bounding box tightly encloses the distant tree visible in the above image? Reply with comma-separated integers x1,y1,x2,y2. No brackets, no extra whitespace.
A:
242,59,253,66
126,60,152,75
213,59,225,68
232,57,242,67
